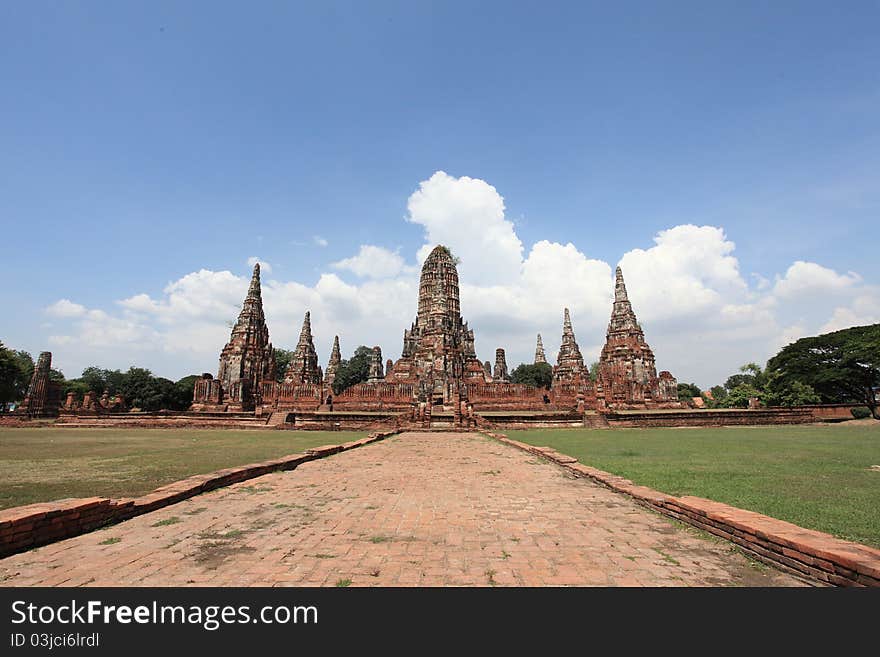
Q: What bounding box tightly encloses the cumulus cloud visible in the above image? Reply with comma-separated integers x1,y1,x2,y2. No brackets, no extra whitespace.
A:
407,171,523,284
46,299,87,318
37,171,880,387
618,225,746,322
246,257,272,274
773,261,861,299
332,245,408,279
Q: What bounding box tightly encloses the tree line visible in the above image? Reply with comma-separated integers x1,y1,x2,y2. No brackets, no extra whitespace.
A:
0,342,197,412
676,324,879,418
3,323,876,417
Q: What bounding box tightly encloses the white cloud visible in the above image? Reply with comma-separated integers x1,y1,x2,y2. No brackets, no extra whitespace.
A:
619,224,746,322
313,235,328,247
407,171,523,284
45,299,87,318
246,256,272,274
332,245,407,279
36,171,880,388
818,290,880,333
773,261,861,299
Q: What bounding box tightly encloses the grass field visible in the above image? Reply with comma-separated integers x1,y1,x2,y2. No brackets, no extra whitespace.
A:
514,423,880,548
0,428,367,510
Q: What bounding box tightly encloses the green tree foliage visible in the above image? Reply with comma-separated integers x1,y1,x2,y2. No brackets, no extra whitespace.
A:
63,366,197,411
726,383,762,408
174,375,200,409
77,366,125,395
677,382,702,403
588,361,599,382
0,342,27,407
761,370,821,407
723,362,766,393
765,324,880,419
273,349,294,382
510,362,553,388
709,385,728,402
62,379,91,396
331,346,372,395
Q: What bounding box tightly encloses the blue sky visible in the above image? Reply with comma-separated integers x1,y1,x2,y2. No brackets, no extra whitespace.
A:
1,2,878,388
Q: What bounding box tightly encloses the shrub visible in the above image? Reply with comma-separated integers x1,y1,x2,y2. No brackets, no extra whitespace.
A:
850,407,871,419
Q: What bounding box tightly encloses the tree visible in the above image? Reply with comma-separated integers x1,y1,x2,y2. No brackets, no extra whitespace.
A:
677,382,701,403
765,323,880,418
173,375,200,410
709,385,728,402
726,383,762,408
0,344,34,408
588,361,599,382
510,362,553,388
274,349,295,382
78,366,125,394
724,362,766,393
331,346,372,395
0,342,24,408
118,367,178,411
763,376,821,407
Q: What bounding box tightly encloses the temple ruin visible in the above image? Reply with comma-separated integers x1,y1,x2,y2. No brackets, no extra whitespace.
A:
14,352,63,418
596,268,678,408
16,244,680,425
189,244,680,422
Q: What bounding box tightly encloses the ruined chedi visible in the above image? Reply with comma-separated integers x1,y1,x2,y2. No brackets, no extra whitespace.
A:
597,267,677,406
284,311,321,385
553,308,586,382
15,351,63,418
493,348,510,382
324,336,342,386
367,346,385,382
534,333,547,364
204,263,276,411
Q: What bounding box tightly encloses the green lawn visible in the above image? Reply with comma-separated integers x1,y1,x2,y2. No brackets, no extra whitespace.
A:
0,428,367,510
514,423,880,548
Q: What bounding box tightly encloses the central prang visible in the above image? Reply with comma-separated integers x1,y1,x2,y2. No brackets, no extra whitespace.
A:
388,245,488,406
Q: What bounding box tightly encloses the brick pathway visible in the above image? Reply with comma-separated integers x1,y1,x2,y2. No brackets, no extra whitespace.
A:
0,432,806,586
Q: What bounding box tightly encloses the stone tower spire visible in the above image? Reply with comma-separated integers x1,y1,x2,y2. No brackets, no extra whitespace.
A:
614,266,628,302
391,245,484,403
493,348,510,382
534,333,547,364
215,263,276,408
598,266,677,404
609,266,639,332
417,245,461,319
284,311,321,384
367,346,385,382
554,307,585,380
247,262,261,299
325,335,341,385
16,351,62,417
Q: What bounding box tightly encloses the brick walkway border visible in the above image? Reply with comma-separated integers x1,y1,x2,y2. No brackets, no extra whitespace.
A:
0,431,399,558
482,431,880,587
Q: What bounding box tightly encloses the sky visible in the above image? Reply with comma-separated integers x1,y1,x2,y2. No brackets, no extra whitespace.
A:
1,1,878,389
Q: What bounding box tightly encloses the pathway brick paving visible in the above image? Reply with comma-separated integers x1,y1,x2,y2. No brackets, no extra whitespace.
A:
0,432,807,586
